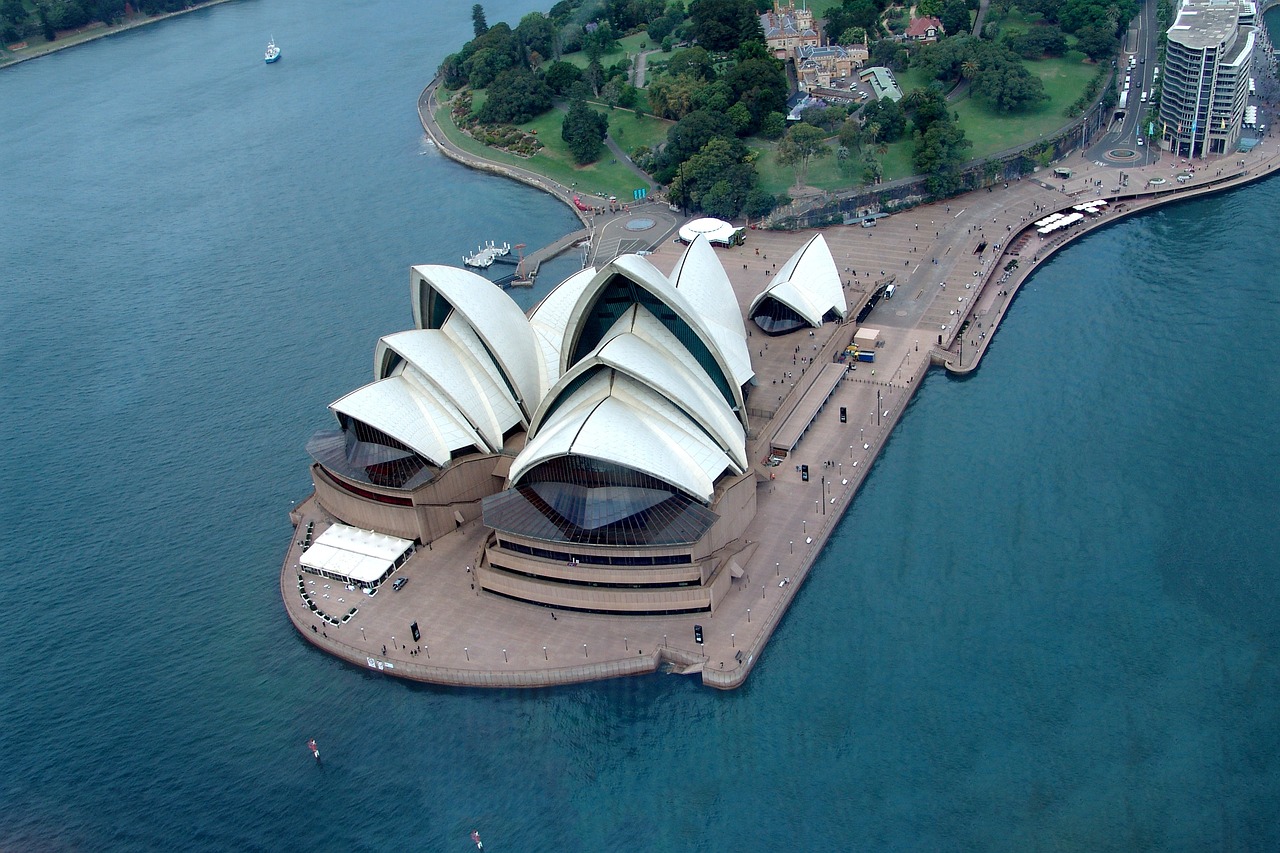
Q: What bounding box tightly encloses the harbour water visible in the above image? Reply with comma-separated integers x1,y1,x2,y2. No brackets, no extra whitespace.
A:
2,1,1277,849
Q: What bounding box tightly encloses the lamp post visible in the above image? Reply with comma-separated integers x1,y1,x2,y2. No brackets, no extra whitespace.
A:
747,608,751,622
789,540,793,553
464,647,469,661
776,562,780,576
849,444,853,459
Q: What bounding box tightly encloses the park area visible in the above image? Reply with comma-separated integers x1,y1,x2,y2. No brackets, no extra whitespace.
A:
439,89,668,201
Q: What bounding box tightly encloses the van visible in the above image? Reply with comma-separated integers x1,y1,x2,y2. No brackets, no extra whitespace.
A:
885,284,896,298
1141,91,1147,103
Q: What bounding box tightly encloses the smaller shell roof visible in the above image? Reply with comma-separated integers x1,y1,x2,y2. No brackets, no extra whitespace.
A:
678,218,739,245
748,233,846,326
410,264,543,416
529,266,597,392
510,372,733,502
329,374,485,467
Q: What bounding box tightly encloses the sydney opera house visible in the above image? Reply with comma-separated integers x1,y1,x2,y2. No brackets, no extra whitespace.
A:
303,235,846,616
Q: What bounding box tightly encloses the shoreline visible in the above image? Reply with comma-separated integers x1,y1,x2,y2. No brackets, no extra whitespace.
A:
277,80,1280,691
0,0,235,70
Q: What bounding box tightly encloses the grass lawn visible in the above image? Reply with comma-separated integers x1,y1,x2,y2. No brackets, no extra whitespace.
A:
603,107,671,156
894,66,936,95
951,53,1098,158
749,133,918,197
434,95,654,199
558,33,651,70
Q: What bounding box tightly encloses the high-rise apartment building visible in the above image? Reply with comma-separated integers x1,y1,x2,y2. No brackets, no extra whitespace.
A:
1159,0,1256,157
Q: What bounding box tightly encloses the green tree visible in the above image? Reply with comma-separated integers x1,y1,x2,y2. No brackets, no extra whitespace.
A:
472,4,488,38
466,47,513,89
725,57,789,132
562,99,610,163
940,0,971,36
1074,24,1118,61
913,119,972,195
543,60,584,95
657,109,738,182
667,47,717,81
776,123,830,188
516,11,556,61
861,150,883,184
860,97,906,141
743,188,778,219
759,111,787,139
838,27,868,45
1,0,26,25
918,0,945,17
974,59,1048,111
688,0,761,51
477,68,553,124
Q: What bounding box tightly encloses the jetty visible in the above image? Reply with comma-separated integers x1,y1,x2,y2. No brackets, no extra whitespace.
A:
462,241,510,269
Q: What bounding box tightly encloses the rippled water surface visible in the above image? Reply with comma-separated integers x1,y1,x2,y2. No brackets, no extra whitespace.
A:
2,2,1278,849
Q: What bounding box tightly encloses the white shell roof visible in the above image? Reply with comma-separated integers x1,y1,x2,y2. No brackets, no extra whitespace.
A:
748,233,847,325
375,328,523,451
510,371,736,502
330,374,485,467
529,305,747,470
529,266,597,393
670,235,745,337
567,254,749,418
669,235,753,390
410,264,543,415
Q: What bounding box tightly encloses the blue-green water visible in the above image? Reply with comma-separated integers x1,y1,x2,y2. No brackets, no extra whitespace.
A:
2,2,1278,849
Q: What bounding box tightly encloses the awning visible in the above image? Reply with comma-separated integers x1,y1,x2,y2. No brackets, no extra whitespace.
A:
729,559,744,578
300,524,413,585
454,510,465,525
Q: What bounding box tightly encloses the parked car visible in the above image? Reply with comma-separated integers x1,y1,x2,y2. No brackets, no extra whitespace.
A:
393,577,409,591
694,624,704,645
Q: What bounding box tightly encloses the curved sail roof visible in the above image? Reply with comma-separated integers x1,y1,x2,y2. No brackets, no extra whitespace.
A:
329,374,485,468
410,265,543,416
670,234,746,338
748,234,847,328
374,328,523,451
509,371,737,502
529,266,597,393
529,305,747,470
562,254,750,421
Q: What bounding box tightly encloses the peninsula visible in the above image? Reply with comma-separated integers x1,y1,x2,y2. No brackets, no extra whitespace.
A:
279,0,1279,689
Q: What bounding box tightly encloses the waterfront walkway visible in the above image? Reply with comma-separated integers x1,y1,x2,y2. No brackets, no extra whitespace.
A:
285,105,1280,690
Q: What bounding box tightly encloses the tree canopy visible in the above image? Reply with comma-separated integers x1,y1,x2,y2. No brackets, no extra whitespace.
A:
561,98,610,164
688,0,762,52
477,68,553,124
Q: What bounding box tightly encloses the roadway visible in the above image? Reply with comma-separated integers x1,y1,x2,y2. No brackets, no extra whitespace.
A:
1085,0,1163,166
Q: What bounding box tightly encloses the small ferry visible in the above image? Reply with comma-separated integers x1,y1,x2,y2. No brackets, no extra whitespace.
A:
264,38,280,64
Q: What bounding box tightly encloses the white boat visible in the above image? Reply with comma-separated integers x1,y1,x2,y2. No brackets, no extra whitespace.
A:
264,38,280,64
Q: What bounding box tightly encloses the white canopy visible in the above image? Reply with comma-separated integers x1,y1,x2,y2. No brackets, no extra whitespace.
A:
300,524,414,585
678,217,738,246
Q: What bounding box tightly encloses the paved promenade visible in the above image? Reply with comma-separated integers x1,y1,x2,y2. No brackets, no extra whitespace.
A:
284,109,1280,689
